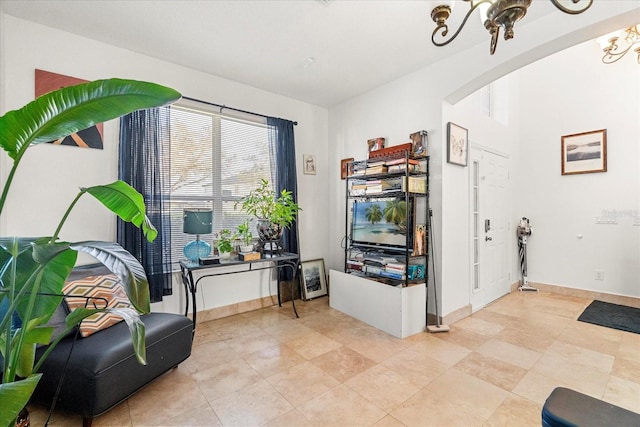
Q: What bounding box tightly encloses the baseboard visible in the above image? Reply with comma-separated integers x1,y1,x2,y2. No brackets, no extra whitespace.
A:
195,295,278,324
429,304,472,327
525,281,640,309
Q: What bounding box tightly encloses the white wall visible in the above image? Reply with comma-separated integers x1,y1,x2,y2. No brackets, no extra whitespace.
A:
329,3,639,319
0,15,330,314
514,39,640,298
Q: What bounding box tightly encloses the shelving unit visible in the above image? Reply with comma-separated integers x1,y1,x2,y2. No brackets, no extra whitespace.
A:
329,147,430,338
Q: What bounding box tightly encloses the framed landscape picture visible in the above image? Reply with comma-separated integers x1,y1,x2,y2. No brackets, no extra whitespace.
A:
447,122,468,166
300,258,327,300
561,129,607,175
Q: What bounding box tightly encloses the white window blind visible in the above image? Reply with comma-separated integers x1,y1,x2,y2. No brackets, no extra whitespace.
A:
168,99,275,263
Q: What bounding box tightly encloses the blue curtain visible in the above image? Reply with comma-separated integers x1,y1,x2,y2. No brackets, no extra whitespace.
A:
267,118,299,280
118,107,173,303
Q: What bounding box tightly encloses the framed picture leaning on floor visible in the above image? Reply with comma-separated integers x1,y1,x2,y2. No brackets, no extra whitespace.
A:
300,258,327,300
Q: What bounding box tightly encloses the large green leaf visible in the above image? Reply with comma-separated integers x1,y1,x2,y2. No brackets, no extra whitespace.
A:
0,374,41,427
0,79,181,160
70,241,151,313
84,181,157,242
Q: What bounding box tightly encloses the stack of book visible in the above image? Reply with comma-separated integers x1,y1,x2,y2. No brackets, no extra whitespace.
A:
380,262,406,280
349,179,367,196
365,160,388,175
351,160,368,176
386,158,422,173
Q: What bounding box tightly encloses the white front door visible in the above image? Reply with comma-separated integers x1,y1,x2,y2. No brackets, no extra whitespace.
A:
469,148,511,310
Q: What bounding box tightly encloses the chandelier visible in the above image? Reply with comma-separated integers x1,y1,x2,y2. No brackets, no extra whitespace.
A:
600,26,640,64
430,0,593,55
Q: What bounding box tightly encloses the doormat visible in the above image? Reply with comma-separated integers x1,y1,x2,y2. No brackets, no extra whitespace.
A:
578,300,640,335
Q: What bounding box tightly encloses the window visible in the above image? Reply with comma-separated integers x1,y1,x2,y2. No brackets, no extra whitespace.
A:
168,100,275,263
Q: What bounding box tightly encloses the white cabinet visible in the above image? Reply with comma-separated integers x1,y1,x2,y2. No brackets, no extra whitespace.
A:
329,270,426,338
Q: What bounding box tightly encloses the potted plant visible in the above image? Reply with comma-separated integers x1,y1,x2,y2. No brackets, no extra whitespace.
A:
236,179,301,245
215,228,237,258
236,219,254,252
0,78,181,426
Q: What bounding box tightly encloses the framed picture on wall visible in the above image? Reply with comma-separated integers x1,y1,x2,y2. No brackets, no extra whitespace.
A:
561,129,607,175
447,122,468,166
303,154,317,175
340,157,354,179
300,259,327,300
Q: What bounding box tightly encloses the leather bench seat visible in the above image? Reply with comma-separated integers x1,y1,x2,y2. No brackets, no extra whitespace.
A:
542,387,640,427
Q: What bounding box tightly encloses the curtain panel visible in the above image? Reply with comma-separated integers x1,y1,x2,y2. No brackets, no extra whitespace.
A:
267,117,299,281
118,107,173,302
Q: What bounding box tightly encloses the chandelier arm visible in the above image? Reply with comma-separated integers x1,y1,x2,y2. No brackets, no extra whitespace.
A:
550,0,593,15
431,0,494,47
602,27,640,64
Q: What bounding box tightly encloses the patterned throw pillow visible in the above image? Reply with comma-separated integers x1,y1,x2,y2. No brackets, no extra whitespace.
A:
63,273,133,337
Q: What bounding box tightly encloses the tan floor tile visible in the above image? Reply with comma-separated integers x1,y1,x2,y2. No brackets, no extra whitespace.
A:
483,393,542,427
243,342,307,378
557,322,622,356
618,332,640,362
493,327,556,353
471,309,523,330
182,339,239,374
409,335,472,367
264,318,316,342
287,331,341,360
264,409,314,426
477,338,541,370
345,334,410,363
128,368,208,425
381,347,448,388
267,361,340,407
345,364,421,412
391,370,508,426
298,384,386,426
209,379,293,426
224,329,281,355
373,415,407,426
512,371,566,405
311,345,377,382
453,316,505,336
206,315,264,339
454,351,528,391
545,340,615,372
603,375,640,413
612,354,640,383
165,403,222,426
432,324,492,350
531,352,610,397
193,358,262,402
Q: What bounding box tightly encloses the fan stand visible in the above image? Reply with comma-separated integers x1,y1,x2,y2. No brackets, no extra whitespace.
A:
426,209,450,333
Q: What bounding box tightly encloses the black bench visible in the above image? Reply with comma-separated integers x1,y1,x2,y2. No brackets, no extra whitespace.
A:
542,387,640,427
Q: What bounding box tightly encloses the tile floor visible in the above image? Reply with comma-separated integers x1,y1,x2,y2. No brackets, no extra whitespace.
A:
28,290,640,426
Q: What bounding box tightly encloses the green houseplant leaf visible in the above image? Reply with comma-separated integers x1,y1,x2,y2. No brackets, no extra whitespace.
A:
0,78,181,425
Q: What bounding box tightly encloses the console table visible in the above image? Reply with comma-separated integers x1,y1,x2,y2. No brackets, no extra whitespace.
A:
179,253,300,332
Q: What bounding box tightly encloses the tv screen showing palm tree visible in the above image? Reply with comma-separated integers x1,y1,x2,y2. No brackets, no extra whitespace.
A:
351,199,412,249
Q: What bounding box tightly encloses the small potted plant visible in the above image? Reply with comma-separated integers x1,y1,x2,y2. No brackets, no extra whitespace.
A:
236,179,301,244
215,228,237,258
237,219,254,252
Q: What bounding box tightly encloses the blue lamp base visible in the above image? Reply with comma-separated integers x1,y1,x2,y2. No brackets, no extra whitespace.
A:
184,238,211,262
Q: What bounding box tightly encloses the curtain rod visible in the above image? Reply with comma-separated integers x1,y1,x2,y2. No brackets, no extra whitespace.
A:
182,96,298,125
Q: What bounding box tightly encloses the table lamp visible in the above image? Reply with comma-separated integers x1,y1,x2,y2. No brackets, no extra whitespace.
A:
183,209,213,262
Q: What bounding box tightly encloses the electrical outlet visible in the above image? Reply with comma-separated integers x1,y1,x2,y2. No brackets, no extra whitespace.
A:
595,270,604,281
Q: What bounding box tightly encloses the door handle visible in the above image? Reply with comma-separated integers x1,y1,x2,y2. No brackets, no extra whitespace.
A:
485,236,493,241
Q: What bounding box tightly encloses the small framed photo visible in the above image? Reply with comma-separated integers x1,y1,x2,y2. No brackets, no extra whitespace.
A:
303,154,317,175
300,258,327,300
340,157,354,180
447,122,468,167
561,129,607,175
410,130,428,157
367,137,385,152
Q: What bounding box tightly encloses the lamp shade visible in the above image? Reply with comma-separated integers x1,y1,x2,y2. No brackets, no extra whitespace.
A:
183,209,213,235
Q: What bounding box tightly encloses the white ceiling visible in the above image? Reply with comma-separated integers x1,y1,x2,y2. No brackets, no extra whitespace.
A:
2,0,568,107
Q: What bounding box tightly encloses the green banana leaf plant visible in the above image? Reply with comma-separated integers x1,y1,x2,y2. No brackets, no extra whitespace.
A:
0,78,181,426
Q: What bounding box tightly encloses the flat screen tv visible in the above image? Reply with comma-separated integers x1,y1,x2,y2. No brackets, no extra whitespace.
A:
351,198,413,250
